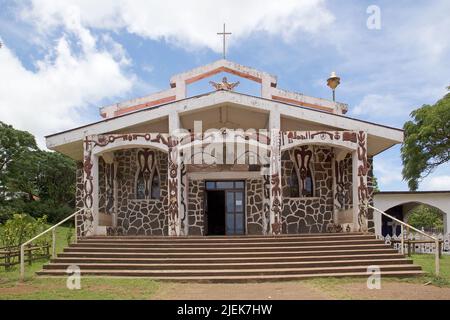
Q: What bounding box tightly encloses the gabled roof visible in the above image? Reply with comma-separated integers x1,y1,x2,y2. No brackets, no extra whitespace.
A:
169,59,277,87
46,90,403,160
99,59,348,118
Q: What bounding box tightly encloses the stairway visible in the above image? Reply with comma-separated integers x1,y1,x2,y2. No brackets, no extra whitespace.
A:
37,232,423,282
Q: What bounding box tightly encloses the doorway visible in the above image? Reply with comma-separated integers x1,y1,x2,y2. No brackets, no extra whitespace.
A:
205,181,245,236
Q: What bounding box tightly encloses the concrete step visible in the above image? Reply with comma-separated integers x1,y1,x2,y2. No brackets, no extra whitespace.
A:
71,239,383,248
37,270,423,282
63,243,390,253
79,234,376,244
83,232,368,241
50,253,406,265
38,233,423,281
36,264,422,277
43,258,413,271
57,248,399,259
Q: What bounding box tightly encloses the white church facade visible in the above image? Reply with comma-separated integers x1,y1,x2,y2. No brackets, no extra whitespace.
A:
46,60,404,238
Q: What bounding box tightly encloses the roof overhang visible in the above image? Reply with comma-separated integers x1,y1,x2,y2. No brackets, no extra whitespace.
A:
46,90,403,160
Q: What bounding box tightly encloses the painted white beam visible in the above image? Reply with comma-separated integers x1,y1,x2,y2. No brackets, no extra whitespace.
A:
188,171,262,180
46,91,403,153
169,59,277,87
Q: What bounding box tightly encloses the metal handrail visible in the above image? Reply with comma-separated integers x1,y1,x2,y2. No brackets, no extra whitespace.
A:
20,209,82,281
369,205,440,276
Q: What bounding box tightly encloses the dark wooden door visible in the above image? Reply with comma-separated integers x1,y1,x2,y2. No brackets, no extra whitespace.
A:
225,190,245,235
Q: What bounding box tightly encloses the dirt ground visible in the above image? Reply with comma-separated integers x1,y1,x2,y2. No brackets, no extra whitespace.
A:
152,280,450,300
153,282,329,300
334,281,450,300
2,276,450,300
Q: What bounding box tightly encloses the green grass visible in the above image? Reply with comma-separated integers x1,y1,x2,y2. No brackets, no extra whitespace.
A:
0,277,160,300
1,229,449,299
409,253,450,287
0,225,160,299
0,225,73,282
302,253,450,296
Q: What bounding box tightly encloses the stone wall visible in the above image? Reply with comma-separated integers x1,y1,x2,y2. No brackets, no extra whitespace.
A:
281,147,334,233
115,149,168,235
187,179,204,235
98,157,106,215
74,147,374,236
341,154,353,210
246,178,264,235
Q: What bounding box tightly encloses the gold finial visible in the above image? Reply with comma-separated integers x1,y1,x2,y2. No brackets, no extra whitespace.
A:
209,77,240,91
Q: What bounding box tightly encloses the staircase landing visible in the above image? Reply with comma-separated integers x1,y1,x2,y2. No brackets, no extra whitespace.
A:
37,233,423,282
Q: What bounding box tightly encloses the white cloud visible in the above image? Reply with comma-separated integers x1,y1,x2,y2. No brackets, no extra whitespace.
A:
0,10,133,148
21,0,335,52
352,94,409,118
325,2,450,128
373,158,404,189
421,175,450,191
0,0,334,149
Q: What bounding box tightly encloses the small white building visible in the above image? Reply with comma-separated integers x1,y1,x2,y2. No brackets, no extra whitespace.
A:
374,191,450,236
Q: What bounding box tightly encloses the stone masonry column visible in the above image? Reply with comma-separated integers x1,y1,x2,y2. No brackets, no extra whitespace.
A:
167,142,181,236
168,110,182,236
81,139,99,236
268,108,282,234
352,131,369,232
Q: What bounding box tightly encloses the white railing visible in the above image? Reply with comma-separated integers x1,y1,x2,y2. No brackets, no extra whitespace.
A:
20,209,83,281
380,233,449,255
369,205,440,276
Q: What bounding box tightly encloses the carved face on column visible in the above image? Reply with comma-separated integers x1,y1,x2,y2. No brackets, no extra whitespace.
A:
136,149,156,199
334,160,345,209
293,146,314,197
105,162,115,215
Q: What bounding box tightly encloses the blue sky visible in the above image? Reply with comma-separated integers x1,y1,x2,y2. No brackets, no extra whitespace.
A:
0,0,449,191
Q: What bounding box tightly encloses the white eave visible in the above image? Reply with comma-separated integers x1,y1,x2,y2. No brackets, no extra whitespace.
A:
46,90,403,160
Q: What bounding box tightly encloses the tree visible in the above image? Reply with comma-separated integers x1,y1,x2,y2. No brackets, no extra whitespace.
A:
407,205,443,230
401,88,450,190
0,122,38,199
0,122,76,223
36,151,76,206
372,175,380,193
5,150,41,201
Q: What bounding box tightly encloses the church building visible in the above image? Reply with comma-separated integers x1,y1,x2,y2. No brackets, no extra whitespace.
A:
46,59,403,239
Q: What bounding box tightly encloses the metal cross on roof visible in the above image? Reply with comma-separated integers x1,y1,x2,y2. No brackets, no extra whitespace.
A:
217,23,231,59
